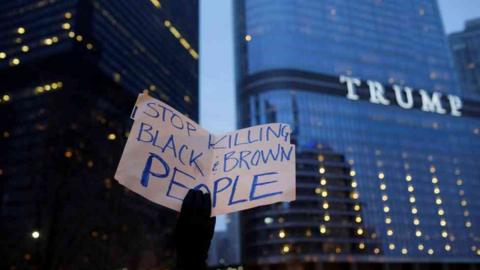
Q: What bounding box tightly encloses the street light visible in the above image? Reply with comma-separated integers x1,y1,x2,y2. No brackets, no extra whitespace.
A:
32,230,40,239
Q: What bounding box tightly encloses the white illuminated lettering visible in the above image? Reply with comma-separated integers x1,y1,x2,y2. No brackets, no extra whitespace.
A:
448,95,463,117
393,85,414,109
336,75,463,117
339,75,360,100
367,80,390,105
419,90,446,114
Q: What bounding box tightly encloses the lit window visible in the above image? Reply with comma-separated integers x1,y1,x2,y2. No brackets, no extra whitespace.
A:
315,187,321,194
380,183,386,190
428,249,434,255
356,228,364,235
415,230,422,237
374,248,380,254
321,190,328,198
107,133,116,140
389,244,395,250
65,12,72,19
319,167,326,174
322,202,329,209
411,207,418,214
418,244,424,251
2,94,10,102
355,216,362,223
466,221,472,228
383,206,390,213
76,35,83,42
430,166,436,173
86,43,93,50
31,231,40,239
0,52,6,59
441,231,448,238
359,242,365,249
378,172,384,179
406,174,412,181
354,204,360,211
62,23,71,30
387,229,393,236
407,185,414,192
320,178,327,185
438,209,444,216
10,58,20,66
440,219,446,226
434,187,440,194
68,31,75,38
282,244,290,253
385,217,391,224
150,0,161,8
319,225,327,234
382,194,388,201
413,218,420,225
350,170,356,176
409,196,416,203
445,244,451,251
245,34,252,42
43,38,53,45
435,198,442,205
324,214,330,221
64,150,73,158
401,248,408,255
21,45,29,52
461,200,467,206
351,192,359,199
432,177,438,184
264,217,273,224
351,181,357,188
278,230,286,239
113,73,121,82
17,27,26,34
457,179,463,185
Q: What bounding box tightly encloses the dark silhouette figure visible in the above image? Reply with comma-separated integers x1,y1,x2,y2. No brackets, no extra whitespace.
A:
175,189,216,270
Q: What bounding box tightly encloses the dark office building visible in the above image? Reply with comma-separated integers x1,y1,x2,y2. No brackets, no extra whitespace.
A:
449,18,480,100
234,0,480,269
0,1,198,269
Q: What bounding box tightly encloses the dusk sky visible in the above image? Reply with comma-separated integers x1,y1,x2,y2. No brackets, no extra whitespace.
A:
199,0,480,230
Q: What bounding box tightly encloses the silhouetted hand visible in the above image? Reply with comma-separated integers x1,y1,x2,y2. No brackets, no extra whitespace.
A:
175,189,216,270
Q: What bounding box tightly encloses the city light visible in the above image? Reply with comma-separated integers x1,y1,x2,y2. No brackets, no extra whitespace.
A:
31,231,40,239
107,133,117,140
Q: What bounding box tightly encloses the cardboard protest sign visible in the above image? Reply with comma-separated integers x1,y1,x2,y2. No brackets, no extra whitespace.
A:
115,93,296,216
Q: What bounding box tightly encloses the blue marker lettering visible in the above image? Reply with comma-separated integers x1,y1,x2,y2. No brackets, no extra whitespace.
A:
140,152,170,187
249,172,282,201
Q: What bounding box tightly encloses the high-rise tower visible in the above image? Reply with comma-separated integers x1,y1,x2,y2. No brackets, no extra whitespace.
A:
0,1,198,269
234,1,480,269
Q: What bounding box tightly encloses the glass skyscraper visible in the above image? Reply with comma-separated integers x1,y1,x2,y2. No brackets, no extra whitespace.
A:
449,18,480,100
234,0,480,269
0,1,198,269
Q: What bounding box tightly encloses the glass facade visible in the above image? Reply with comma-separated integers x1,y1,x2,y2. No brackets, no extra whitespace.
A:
0,1,198,269
449,18,480,100
234,0,480,267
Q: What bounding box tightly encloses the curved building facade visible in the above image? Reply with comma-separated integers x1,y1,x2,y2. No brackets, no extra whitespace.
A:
234,0,480,268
